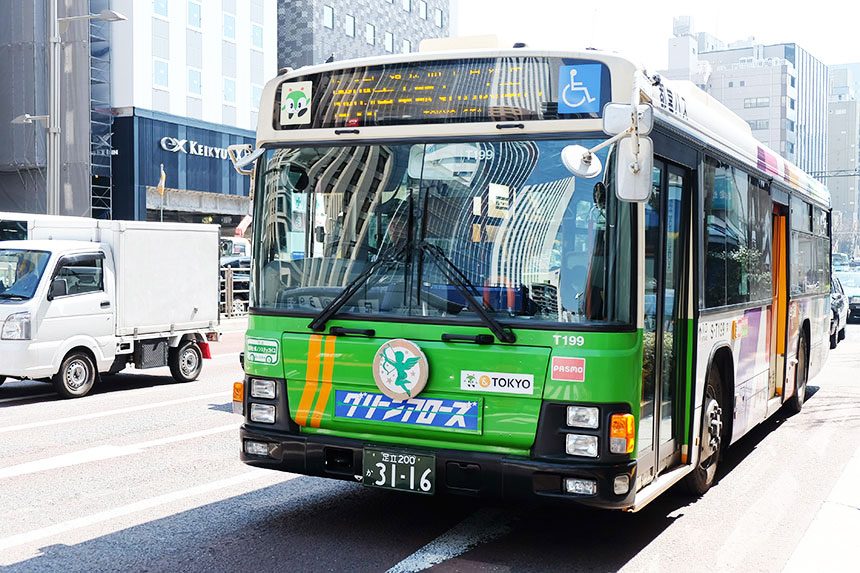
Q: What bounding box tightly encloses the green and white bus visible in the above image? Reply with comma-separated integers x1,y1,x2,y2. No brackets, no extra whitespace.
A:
234,39,830,510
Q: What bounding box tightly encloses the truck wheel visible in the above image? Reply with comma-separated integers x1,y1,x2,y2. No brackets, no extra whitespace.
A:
786,335,808,414
684,366,724,496
53,351,97,398
169,340,203,383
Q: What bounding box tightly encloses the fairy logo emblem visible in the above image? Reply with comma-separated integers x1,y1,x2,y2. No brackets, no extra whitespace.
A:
372,339,429,402
279,81,312,126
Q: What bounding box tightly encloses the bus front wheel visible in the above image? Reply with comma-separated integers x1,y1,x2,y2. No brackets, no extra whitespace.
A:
684,366,724,496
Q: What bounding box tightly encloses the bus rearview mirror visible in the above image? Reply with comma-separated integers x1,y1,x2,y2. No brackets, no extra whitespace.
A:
561,145,603,179
615,136,653,203
603,103,653,136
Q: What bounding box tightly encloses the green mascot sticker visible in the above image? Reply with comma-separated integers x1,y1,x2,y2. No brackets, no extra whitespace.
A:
279,81,312,126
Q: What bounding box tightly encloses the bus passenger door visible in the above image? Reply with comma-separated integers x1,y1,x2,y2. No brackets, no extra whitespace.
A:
639,160,690,484
770,207,788,397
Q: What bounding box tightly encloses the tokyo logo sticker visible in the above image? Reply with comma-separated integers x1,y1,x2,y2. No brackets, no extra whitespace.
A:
279,81,312,126
372,339,429,402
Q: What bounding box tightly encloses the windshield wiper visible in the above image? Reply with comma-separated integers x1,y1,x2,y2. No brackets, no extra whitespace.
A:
419,242,515,343
0,293,27,300
308,244,406,332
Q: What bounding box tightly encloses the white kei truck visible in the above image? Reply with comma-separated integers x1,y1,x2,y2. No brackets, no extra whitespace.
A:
0,216,221,398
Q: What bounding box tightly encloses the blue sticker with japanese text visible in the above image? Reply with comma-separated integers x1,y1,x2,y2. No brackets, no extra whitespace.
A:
334,390,479,431
558,64,602,114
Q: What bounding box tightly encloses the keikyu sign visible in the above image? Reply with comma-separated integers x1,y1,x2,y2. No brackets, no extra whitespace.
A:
159,136,230,160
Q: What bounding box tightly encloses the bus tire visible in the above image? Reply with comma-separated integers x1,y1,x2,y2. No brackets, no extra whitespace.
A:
53,351,97,399
684,366,724,496
169,340,203,383
786,334,808,414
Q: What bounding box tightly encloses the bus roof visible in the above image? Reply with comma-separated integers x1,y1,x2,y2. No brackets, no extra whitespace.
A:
257,47,828,207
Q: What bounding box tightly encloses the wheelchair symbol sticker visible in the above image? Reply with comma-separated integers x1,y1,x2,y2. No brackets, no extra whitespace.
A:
558,65,602,114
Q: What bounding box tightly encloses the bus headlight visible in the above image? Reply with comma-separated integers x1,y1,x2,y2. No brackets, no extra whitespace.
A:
250,378,276,399
1,312,31,340
566,406,599,429
565,434,598,457
250,403,276,424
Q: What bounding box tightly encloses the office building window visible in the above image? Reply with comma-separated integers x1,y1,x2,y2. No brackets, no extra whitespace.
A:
251,24,263,49
748,119,768,130
728,81,733,87
740,80,745,87
224,77,236,103
188,68,202,95
743,97,769,108
223,13,236,39
418,0,427,19
365,23,375,45
787,119,796,131
344,14,355,37
153,0,168,17
434,8,443,27
251,85,263,110
152,18,170,59
402,0,411,11
384,31,394,52
153,59,169,87
188,1,201,28
323,5,334,29
789,97,796,110
402,39,412,53
790,76,796,88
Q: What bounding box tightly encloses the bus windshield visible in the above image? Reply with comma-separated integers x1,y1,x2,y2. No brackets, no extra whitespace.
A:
253,138,632,327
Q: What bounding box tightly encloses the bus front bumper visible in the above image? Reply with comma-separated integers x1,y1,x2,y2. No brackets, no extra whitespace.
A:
239,426,637,509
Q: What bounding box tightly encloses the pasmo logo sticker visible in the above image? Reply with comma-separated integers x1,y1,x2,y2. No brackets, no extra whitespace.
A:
551,357,586,382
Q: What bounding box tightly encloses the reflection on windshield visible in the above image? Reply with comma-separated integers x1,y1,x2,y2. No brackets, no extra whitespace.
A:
253,139,632,326
835,271,860,289
0,250,50,300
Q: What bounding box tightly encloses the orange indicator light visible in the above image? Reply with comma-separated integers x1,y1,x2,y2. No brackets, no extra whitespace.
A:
610,413,636,454
232,381,244,402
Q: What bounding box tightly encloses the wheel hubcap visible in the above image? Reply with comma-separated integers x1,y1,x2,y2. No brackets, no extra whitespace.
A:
180,349,199,377
66,359,89,390
700,395,722,481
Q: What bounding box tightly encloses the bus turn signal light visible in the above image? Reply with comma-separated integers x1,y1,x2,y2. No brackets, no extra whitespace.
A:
609,413,635,454
232,381,244,415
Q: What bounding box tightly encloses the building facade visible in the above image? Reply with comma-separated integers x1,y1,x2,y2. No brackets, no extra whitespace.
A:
828,66,860,256
278,0,450,70
0,0,277,227
665,19,828,178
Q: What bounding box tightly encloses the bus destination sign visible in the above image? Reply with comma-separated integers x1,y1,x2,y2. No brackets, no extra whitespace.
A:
274,57,611,129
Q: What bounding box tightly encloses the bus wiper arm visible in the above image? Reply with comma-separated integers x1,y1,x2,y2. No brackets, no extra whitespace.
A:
419,242,515,343
308,244,406,332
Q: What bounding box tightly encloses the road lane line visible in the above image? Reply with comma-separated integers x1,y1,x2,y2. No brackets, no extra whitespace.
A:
0,392,227,434
0,424,241,479
0,470,295,552
0,393,56,405
386,508,514,573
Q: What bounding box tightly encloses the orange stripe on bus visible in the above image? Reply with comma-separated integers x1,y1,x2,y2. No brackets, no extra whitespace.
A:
296,335,324,426
310,335,338,428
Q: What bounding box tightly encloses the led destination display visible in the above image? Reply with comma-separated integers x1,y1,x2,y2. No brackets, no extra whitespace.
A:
274,57,611,129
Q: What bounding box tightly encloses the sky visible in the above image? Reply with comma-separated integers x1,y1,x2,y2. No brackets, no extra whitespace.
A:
452,0,860,71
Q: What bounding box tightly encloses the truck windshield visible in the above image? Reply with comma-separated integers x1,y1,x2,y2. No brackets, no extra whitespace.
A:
253,138,633,327
0,249,50,300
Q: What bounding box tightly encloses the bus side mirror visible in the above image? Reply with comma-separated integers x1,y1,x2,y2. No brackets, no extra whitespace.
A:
615,136,653,203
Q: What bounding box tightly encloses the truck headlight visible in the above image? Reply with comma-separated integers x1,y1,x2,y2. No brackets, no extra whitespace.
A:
1,312,31,340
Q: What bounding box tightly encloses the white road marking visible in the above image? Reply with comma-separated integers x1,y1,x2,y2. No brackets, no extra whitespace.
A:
387,508,514,573
209,351,241,363
0,470,293,552
0,423,240,479
0,393,56,405
0,391,227,434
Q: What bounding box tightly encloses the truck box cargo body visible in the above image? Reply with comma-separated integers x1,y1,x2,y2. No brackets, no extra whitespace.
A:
0,218,220,398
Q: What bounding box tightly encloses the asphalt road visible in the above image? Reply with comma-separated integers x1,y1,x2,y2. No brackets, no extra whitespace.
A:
2,319,859,572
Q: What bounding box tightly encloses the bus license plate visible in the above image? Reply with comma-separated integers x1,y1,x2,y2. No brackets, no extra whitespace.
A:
362,448,435,495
